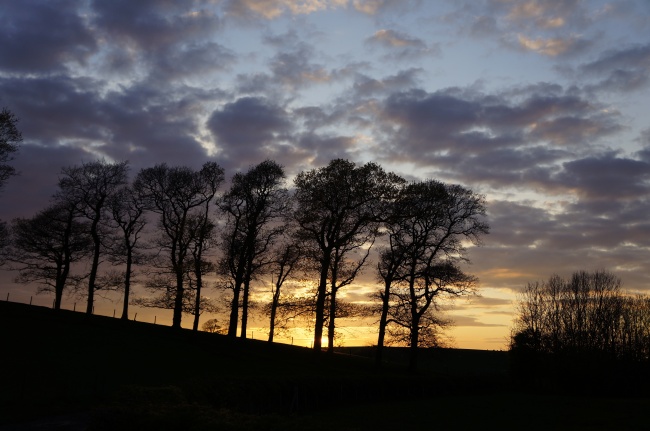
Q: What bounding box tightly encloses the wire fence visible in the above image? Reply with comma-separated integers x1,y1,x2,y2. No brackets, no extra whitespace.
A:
3,291,372,348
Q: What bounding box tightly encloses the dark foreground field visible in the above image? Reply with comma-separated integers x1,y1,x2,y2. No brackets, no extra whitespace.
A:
1,301,649,430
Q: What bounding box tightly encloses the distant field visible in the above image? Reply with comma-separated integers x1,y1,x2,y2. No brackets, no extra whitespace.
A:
1,300,648,430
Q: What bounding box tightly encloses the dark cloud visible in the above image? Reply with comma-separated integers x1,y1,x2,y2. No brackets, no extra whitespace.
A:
375,85,623,191
269,46,330,89
91,0,219,50
296,133,360,167
0,75,214,170
1,144,93,220
207,97,293,165
450,315,507,327
556,153,650,200
91,0,225,82
236,34,330,97
351,68,422,98
0,0,97,73
580,44,650,92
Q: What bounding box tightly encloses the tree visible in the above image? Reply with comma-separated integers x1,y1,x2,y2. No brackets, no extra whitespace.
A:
0,107,22,257
293,159,402,352
511,270,650,360
186,211,217,331
217,160,289,338
376,180,488,371
326,236,374,353
107,185,147,320
0,107,22,193
134,162,224,329
202,318,225,334
266,240,303,343
57,160,129,314
510,270,650,392
9,202,92,309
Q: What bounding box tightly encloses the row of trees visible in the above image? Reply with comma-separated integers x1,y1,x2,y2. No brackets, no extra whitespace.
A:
510,270,650,392
511,270,650,361
1,151,489,368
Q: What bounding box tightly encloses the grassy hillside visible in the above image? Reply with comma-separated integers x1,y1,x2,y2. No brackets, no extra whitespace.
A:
1,300,648,430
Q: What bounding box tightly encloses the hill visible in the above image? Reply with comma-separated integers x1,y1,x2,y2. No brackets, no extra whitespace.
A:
1,300,648,430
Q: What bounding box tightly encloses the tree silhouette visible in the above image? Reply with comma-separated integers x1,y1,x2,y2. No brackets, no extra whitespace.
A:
376,180,488,371
0,107,22,193
57,160,129,314
134,162,224,329
293,159,402,352
106,185,147,320
0,107,22,260
266,240,303,342
218,160,289,338
9,202,92,309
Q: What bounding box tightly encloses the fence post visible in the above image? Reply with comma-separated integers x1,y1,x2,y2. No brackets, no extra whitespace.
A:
5,293,8,301
154,316,156,325
134,313,137,322
73,303,76,312
29,296,32,305
113,309,115,318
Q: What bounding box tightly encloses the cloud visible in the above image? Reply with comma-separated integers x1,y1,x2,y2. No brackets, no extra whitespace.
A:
352,0,418,16
580,44,650,92
505,0,584,30
366,29,437,61
450,315,508,328
556,153,650,200
0,75,216,171
223,0,347,19
351,68,422,98
0,0,97,73
374,84,623,191
207,97,294,165
91,0,219,50
516,34,590,57
367,29,426,49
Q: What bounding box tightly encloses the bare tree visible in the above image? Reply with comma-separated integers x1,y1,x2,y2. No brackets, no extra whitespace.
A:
266,240,303,342
9,202,92,309
106,185,147,320
0,107,22,193
217,160,289,338
0,107,23,258
57,160,129,314
134,162,224,329
293,159,402,352
186,211,217,331
376,180,488,371
202,318,225,334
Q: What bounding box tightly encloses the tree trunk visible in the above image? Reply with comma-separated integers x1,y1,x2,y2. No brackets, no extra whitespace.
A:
121,248,132,320
313,254,331,352
172,270,184,329
268,303,277,343
268,282,280,343
408,328,419,373
54,283,63,310
86,218,101,315
376,281,391,366
228,282,241,337
240,279,250,338
327,287,337,354
192,259,203,332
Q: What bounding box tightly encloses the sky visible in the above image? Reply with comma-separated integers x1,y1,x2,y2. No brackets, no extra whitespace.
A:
1,0,650,350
